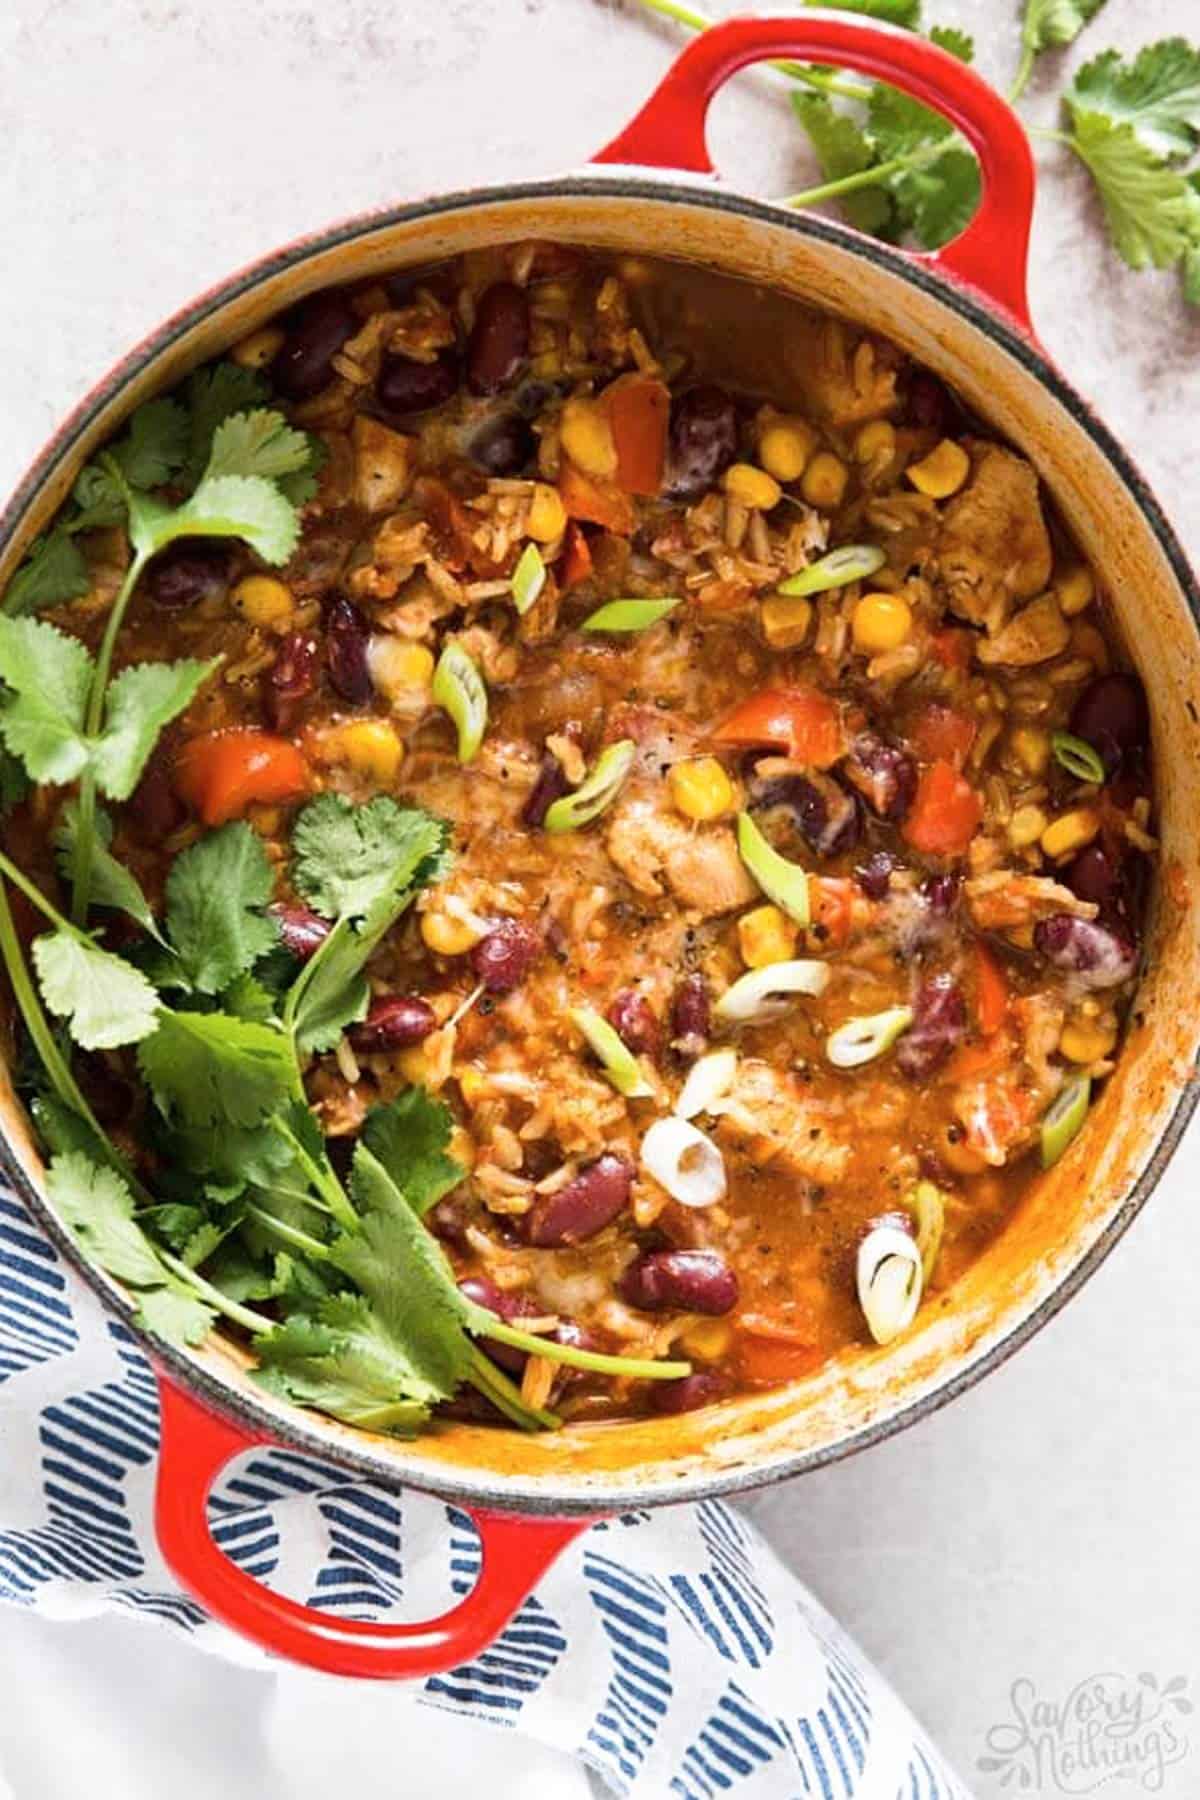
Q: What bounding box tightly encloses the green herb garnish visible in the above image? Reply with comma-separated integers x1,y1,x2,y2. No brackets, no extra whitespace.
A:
543,738,636,834
1052,730,1107,784
580,597,682,632
432,640,488,764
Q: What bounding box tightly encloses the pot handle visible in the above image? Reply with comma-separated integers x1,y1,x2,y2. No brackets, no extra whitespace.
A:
593,11,1036,335
153,1376,592,1679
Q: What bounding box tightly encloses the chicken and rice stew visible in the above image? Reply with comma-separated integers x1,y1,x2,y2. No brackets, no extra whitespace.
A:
0,243,1153,1433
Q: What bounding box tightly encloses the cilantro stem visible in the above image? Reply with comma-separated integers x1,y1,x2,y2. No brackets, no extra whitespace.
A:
246,1200,331,1259
159,1249,276,1335
780,141,941,211
0,877,144,1197
479,1316,692,1382
1009,41,1037,105
274,1119,359,1234
631,0,873,103
0,847,91,943
467,1345,559,1432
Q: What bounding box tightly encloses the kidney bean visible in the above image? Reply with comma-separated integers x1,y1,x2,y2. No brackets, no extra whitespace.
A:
521,753,571,829
457,1276,542,1374
854,849,898,900
470,918,540,992
841,732,917,822
262,630,321,731
752,771,859,859
524,1153,633,1247
466,282,530,396
269,902,331,962
606,990,661,1060
349,995,437,1052
670,973,711,1059
428,1194,472,1250
1069,673,1149,773
907,371,955,434
1062,845,1121,910
619,1249,738,1317
145,541,230,611
1033,914,1137,989
897,972,966,1080
663,385,739,500
470,411,537,476
128,754,186,838
922,870,961,915
325,597,372,705
649,1371,725,1415
270,290,358,401
376,347,460,417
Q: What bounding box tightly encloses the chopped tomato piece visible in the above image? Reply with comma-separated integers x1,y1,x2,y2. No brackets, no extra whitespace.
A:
738,1335,823,1386
712,685,844,768
558,459,635,535
808,876,855,948
909,701,976,768
413,476,500,576
929,627,973,672
974,941,1010,1037
601,373,670,496
957,1072,1035,1166
945,1034,1012,1085
559,520,594,591
174,728,309,826
902,760,983,857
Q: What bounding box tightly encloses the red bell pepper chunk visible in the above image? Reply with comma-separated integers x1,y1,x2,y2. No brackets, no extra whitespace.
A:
909,701,977,769
601,373,670,497
974,941,1010,1037
559,521,594,591
902,759,983,857
712,685,844,769
174,728,310,826
558,460,635,536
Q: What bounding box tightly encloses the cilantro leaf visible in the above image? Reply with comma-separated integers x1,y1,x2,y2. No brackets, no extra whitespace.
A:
204,410,314,484
803,0,919,22
1068,110,1200,270
92,657,218,801
791,94,894,235
929,25,973,63
169,474,301,568
292,793,451,921
1067,39,1200,163
32,931,160,1050
253,1297,433,1434
893,146,981,249
1184,176,1200,302
286,917,372,1055
164,822,278,995
1021,0,1108,56
867,81,953,160
138,1007,297,1132
221,972,278,1023
54,803,165,945
0,745,29,816
46,1152,164,1286
111,398,189,490
135,1285,216,1346
182,362,270,490
70,462,127,531
362,1088,464,1218
0,615,93,783
277,433,327,508
3,530,90,617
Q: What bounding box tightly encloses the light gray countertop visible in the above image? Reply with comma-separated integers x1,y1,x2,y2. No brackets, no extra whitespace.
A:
2,1,1198,1793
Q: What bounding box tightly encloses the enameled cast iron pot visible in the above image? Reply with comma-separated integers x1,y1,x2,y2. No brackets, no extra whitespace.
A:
3,15,1199,1679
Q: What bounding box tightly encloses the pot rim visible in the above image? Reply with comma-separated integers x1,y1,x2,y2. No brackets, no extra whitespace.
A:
3,171,1198,1515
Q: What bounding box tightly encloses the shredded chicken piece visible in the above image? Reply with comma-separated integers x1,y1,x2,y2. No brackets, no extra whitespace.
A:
801,320,900,428
934,442,1053,631
965,871,1098,931
605,795,756,915
712,1060,852,1184
976,594,1071,668
1014,992,1066,1104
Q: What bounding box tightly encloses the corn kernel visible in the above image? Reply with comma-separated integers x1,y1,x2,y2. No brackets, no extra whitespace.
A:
1041,807,1101,861
1008,803,1049,849
1072,622,1110,673
448,1124,476,1171
560,397,617,478
422,910,483,956
668,756,734,822
458,1068,488,1107
681,1318,733,1362
758,420,816,483
851,592,912,653
854,419,897,463
231,574,294,630
738,903,798,969
801,451,849,510
332,719,404,785
1060,1018,1118,1064
1057,565,1095,617
907,438,970,499
230,325,285,369
723,463,782,510
366,636,435,701
397,1045,432,1084
761,594,813,650
1010,725,1051,776
526,482,567,543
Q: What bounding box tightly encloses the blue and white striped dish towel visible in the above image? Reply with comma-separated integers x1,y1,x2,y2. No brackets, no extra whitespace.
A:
0,1170,969,1799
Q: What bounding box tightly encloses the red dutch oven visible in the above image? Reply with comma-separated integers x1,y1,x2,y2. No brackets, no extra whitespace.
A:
2,14,1199,1680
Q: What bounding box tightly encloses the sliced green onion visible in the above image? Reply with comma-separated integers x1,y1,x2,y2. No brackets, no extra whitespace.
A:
544,738,636,834
675,1047,738,1120
581,596,682,633
1041,1073,1091,1169
776,543,886,598
570,1005,653,1098
826,1005,913,1069
432,641,488,764
909,1179,946,1284
640,1116,727,1209
714,959,829,1025
1052,730,1106,785
736,811,811,926
511,542,546,616
857,1221,923,1346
